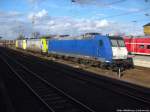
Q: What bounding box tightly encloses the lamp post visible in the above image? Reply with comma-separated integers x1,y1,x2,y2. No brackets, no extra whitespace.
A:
131,20,137,53
32,15,36,38
144,13,150,36
132,20,137,36
145,13,150,17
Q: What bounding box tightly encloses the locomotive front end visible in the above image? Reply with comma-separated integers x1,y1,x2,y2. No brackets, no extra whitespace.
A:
110,38,128,60
109,37,133,70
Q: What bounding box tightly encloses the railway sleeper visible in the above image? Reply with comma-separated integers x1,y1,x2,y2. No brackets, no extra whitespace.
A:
47,99,68,105
36,87,53,93
38,91,57,97
43,96,63,101
52,103,73,109
52,104,79,112
35,86,54,90
38,92,58,97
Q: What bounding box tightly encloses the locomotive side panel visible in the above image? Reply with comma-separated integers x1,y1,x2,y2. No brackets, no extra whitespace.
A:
22,40,27,50
48,35,114,62
15,40,18,48
26,39,42,52
17,40,23,49
41,38,48,53
48,39,99,57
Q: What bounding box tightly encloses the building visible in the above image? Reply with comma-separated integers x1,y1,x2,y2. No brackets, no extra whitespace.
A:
143,23,150,36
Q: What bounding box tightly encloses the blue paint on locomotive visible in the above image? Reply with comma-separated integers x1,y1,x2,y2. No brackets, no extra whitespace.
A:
48,35,113,62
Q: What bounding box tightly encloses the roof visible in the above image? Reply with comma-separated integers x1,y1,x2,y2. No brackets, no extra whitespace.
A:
108,36,123,40
143,23,150,27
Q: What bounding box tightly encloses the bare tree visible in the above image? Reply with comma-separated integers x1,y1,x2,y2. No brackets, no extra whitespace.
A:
17,34,25,40
32,32,40,38
0,36,3,40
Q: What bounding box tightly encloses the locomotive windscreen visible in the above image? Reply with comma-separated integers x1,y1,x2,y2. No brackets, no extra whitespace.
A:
111,39,118,47
110,39,125,47
118,40,125,47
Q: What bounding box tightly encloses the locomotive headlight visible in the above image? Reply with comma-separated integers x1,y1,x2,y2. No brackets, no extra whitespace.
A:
113,55,116,58
105,60,110,63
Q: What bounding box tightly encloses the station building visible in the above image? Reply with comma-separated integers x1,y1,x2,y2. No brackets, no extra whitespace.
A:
143,23,150,36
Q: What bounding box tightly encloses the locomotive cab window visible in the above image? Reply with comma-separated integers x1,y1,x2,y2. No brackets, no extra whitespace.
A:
99,40,103,47
110,39,118,47
118,40,125,47
139,45,144,49
147,45,150,49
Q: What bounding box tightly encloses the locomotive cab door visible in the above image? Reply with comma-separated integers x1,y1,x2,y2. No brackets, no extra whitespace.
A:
41,39,48,53
22,40,27,50
15,40,18,48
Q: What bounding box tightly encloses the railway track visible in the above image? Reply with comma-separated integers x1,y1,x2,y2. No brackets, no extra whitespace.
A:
0,56,52,112
0,47,150,111
5,48,150,105
0,48,95,112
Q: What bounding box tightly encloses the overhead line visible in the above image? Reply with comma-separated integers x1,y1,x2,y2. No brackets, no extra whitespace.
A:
100,7,150,20
71,0,126,6
130,18,150,22
100,0,126,6
71,0,150,20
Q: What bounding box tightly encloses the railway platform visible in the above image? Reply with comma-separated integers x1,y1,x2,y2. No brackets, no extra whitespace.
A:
133,55,150,68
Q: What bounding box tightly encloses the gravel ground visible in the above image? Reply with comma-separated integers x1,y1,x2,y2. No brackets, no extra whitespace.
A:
10,47,150,88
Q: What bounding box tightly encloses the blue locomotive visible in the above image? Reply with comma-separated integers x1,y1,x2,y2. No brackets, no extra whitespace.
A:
48,34,131,70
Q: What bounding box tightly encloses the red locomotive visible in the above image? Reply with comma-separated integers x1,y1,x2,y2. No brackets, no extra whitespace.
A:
124,36,150,55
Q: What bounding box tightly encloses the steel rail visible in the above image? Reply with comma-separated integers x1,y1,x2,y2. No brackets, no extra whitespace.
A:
40,62,150,104
31,59,150,105
0,51,95,112
6,49,150,105
0,55,55,112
